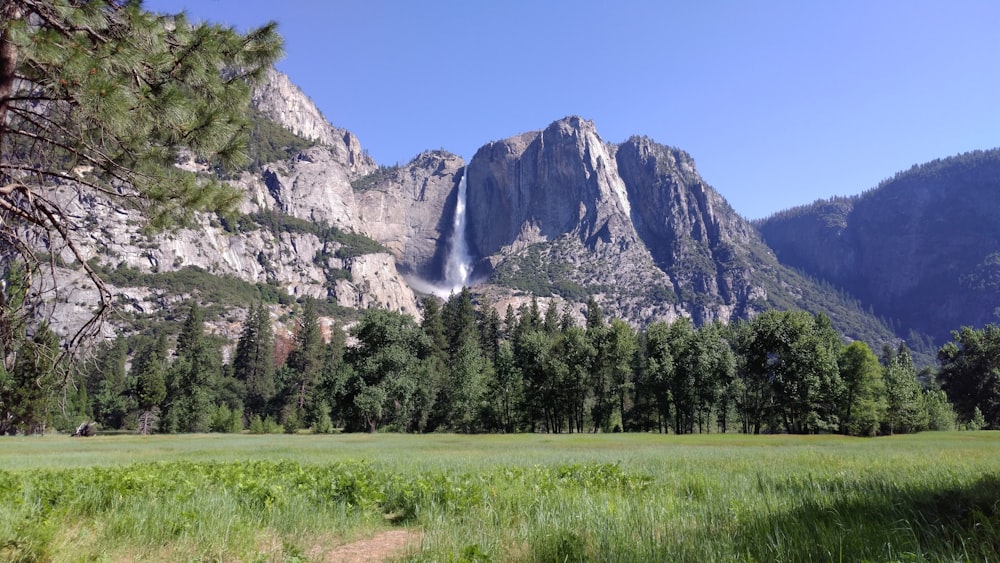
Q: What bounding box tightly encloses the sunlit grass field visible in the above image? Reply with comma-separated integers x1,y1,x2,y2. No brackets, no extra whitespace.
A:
2,431,998,561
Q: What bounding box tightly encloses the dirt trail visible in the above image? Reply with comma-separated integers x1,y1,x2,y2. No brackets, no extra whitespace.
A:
316,530,421,562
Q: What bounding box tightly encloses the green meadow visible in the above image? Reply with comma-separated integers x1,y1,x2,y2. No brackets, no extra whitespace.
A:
1,432,998,562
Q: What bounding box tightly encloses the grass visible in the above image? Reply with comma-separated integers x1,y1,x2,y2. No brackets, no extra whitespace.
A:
1,432,998,561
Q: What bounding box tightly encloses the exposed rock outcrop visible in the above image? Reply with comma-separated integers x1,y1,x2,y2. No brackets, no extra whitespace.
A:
466,116,637,258
248,146,360,230
252,69,375,175
354,151,464,278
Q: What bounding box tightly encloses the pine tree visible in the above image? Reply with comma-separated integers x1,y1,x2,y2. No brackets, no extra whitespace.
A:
91,337,129,429
133,334,168,434
162,303,218,432
233,302,275,418
0,1,281,352
2,322,60,434
286,299,322,418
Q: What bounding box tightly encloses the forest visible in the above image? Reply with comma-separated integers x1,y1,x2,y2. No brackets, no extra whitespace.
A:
5,286,995,437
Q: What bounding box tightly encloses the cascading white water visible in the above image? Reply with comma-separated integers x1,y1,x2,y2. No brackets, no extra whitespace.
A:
443,168,472,290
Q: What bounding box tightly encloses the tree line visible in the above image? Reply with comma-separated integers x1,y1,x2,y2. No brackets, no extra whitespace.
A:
4,288,996,436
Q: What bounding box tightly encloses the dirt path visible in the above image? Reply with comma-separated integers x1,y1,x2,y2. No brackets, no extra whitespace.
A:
316,529,421,562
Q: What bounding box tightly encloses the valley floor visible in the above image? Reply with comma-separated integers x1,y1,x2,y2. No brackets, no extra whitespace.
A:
1,432,998,561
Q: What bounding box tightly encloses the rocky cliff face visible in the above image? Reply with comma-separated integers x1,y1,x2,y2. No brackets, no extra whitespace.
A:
246,146,359,230
467,116,637,258
252,69,375,175
615,136,765,313
33,70,904,349
39,70,421,341
759,149,1000,341
460,116,887,338
353,150,465,279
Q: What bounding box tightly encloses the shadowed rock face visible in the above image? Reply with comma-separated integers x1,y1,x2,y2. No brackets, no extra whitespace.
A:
615,136,765,307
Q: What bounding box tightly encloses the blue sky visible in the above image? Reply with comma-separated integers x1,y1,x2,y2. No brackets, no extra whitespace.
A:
145,0,1000,219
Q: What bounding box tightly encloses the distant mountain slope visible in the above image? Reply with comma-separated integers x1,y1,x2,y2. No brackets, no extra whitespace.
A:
758,149,1000,342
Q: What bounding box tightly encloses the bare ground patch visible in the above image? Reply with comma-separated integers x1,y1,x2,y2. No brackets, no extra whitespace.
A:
312,529,421,563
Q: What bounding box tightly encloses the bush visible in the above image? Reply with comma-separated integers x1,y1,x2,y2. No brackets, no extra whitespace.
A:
208,404,243,433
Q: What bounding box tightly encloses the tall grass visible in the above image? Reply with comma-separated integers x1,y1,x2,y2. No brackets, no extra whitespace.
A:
0,432,997,561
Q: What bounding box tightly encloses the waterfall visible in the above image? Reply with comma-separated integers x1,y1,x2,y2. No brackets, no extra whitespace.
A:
443,168,472,290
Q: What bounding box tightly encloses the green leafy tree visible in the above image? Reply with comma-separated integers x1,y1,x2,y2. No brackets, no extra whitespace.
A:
922,388,956,431
0,1,281,351
837,341,886,436
692,322,734,433
486,341,522,433
736,311,841,434
342,308,431,432
606,319,637,428
882,344,928,434
587,319,612,432
938,324,1000,429
969,406,987,430
666,318,698,434
448,337,491,432
515,328,555,433
557,325,595,433
642,321,674,433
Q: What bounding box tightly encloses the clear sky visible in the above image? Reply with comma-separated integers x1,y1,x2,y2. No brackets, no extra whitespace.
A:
145,0,1000,219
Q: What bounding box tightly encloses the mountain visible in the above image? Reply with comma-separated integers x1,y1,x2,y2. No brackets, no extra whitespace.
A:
454,116,894,342
37,71,899,349
758,149,1000,343
40,70,422,341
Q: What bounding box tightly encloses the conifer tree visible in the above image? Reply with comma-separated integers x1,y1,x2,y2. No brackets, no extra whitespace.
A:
286,299,322,416
162,303,217,432
233,302,275,418
0,0,281,353
1,322,59,434
91,336,129,429
133,334,167,434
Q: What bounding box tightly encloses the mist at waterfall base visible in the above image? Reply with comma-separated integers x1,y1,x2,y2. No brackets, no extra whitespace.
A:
406,169,478,299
